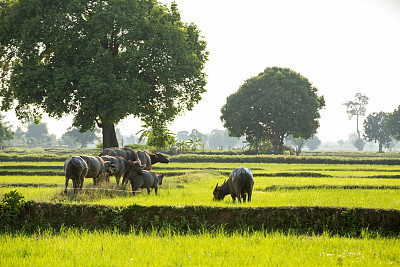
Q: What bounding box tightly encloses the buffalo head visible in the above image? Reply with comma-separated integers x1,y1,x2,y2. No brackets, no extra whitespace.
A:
157,173,165,185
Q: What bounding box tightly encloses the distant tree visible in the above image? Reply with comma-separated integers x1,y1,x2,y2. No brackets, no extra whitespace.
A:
189,129,207,144
25,121,49,143
343,93,369,140
0,1,208,148
63,127,98,148
0,114,14,147
207,129,225,149
363,112,391,153
338,140,344,148
60,134,78,148
285,135,305,155
176,131,190,141
353,137,366,151
386,105,400,141
221,67,325,154
12,126,26,146
306,135,321,151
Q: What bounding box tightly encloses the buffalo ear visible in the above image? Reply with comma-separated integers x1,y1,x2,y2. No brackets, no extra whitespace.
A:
215,183,218,188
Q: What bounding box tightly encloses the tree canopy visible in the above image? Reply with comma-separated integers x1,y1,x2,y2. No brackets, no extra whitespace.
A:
0,0,208,148
220,67,325,154
386,105,400,142
363,112,391,153
0,114,13,147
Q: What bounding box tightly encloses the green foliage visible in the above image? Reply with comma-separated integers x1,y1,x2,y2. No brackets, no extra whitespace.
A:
353,138,365,152
0,0,208,144
220,67,325,154
386,105,400,141
137,122,175,149
363,112,391,153
0,190,25,231
62,127,98,148
306,135,321,151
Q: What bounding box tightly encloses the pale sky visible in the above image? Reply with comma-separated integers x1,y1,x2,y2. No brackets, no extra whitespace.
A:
4,0,400,142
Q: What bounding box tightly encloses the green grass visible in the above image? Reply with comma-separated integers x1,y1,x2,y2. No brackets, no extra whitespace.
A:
0,229,399,266
1,170,399,209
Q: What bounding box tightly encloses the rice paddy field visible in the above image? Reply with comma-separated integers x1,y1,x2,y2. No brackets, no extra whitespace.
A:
0,150,399,266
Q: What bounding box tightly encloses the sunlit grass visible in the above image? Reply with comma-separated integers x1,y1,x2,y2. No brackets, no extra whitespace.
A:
0,229,399,266
0,170,399,209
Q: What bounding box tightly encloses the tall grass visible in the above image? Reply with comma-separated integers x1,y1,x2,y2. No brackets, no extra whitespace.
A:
0,229,399,266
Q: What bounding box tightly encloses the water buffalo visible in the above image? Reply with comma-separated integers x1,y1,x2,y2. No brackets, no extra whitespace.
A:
137,150,170,170
213,167,254,203
79,155,116,185
99,147,140,162
127,171,165,195
101,156,144,185
64,156,89,194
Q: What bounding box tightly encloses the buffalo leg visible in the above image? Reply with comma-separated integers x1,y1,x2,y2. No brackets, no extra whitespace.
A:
64,176,69,194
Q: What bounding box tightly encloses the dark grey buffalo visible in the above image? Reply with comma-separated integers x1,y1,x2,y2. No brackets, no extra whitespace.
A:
64,156,89,193
127,171,165,195
213,167,254,203
101,156,143,185
99,147,140,162
79,155,116,185
137,150,170,170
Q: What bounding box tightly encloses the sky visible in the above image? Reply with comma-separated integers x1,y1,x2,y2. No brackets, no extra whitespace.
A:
3,0,400,142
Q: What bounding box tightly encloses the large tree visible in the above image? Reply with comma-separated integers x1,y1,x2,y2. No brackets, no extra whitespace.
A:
220,67,325,154
0,0,208,148
363,112,391,153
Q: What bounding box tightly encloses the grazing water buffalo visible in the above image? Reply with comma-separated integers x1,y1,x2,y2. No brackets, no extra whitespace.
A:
127,171,165,195
99,147,140,162
213,167,254,203
137,151,170,170
101,156,144,185
283,144,296,155
79,155,116,185
64,156,89,193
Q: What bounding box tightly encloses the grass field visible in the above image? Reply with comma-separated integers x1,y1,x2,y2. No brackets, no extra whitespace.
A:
0,153,399,266
1,229,399,266
1,162,399,209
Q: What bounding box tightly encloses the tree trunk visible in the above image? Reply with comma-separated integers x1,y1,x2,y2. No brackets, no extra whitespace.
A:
102,123,119,149
378,142,383,153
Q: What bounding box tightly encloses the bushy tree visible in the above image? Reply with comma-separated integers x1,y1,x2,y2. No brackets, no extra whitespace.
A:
0,114,13,147
386,105,400,141
62,127,98,148
0,0,208,148
221,67,325,154
25,121,49,144
306,135,321,151
363,112,391,153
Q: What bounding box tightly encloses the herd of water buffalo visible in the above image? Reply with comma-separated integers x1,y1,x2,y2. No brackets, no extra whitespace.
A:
64,147,255,202
64,147,169,195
